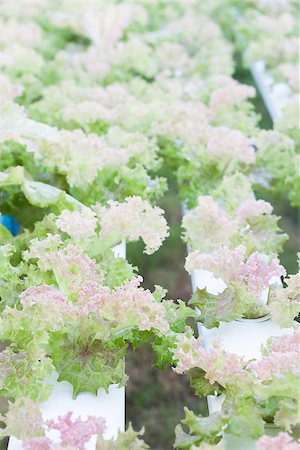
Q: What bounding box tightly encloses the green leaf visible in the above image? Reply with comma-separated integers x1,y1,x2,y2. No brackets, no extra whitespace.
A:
189,289,221,328
0,225,13,244
126,330,153,350
98,254,136,288
188,368,222,397
183,408,224,439
163,300,197,333
152,333,176,370
21,180,81,210
0,347,53,402
0,166,25,186
49,321,127,398
258,397,280,424
189,287,238,329
0,244,22,310
254,372,300,403
274,399,299,430
224,396,265,439
174,408,224,449
96,423,149,450
190,284,257,327
0,397,45,440
174,424,201,449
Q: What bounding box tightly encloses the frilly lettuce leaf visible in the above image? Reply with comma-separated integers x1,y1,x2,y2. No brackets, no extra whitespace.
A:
174,408,224,449
274,399,300,431
49,319,127,398
0,397,44,440
231,213,288,257
0,347,53,402
189,285,255,329
0,165,86,228
96,423,149,450
177,160,223,209
211,108,259,137
0,102,59,148
152,333,176,370
222,390,265,439
254,372,300,431
268,299,300,329
254,372,300,403
188,368,223,397
212,173,254,213
268,273,300,328
163,300,198,333
152,301,198,369
1,103,166,206
0,243,23,310
0,307,50,359
99,254,137,288
254,131,300,208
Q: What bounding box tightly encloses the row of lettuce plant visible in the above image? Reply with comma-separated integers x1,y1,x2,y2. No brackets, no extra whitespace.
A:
167,1,299,449
234,0,298,203
173,329,300,449
236,0,298,122
0,1,299,449
0,403,150,450
183,194,294,326
234,0,299,211
0,1,238,447
177,0,299,208
0,1,179,448
0,198,195,448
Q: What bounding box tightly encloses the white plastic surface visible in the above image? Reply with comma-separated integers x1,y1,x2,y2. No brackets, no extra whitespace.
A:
8,241,127,450
8,375,125,449
200,317,292,415
250,61,291,121
112,239,126,259
192,269,291,359
191,268,292,415
199,318,292,359
191,269,226,295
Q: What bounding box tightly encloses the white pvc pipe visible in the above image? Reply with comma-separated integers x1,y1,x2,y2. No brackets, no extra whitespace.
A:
8,379,125,449
8,240,127,450
250,61,291,122
191,268,292,416
112,239,126,259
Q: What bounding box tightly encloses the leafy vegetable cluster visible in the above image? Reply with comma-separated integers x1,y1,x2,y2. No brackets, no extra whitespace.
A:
0,0,299,449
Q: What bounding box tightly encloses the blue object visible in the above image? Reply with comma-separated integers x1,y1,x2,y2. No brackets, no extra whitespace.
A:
0,215,20,236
